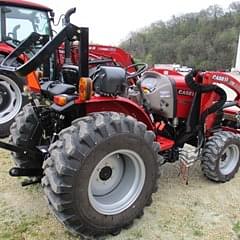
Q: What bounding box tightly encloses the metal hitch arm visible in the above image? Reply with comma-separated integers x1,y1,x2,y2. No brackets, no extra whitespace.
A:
9,167,43,177
0,140,42,157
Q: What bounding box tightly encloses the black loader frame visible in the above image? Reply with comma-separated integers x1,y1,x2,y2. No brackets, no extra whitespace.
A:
0,23,89,181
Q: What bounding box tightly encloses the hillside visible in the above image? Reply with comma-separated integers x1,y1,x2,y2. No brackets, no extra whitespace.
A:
120,2,240,70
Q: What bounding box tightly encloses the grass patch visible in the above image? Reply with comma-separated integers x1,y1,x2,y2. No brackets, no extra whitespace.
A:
25,183,42,193
0,217,40,240
0,203,44,240
193,228,204,237
233,221,240,238
131,229,143,239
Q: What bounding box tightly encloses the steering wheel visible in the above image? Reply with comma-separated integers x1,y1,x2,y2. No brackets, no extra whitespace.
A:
125,63,148,79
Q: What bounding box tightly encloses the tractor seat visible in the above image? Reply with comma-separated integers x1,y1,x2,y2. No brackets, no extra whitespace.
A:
62,64,79,85
41,81,76,98
62,64,104,83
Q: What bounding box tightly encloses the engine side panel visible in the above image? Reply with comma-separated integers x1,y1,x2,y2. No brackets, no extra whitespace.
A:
141,71,176,118
150,70,194,119
175,78,194,119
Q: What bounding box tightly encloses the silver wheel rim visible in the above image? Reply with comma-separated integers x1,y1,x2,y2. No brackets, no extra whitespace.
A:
219,144,239,175
88,149,146,215
0,76,22,124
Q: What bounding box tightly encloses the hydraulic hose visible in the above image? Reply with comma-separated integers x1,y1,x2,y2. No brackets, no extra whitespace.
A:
185,70,227,127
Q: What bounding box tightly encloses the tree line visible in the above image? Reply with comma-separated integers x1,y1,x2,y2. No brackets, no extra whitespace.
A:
120,2,240,70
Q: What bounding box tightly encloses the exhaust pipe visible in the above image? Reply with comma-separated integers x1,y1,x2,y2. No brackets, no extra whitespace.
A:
64,7,76,64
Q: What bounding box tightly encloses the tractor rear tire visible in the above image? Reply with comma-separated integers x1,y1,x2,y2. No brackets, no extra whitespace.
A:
10,104,44,169
42,112,160,237
0,73,28,138
201,131,240,182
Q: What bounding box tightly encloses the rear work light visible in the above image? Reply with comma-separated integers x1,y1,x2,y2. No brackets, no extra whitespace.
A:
79,77,92,101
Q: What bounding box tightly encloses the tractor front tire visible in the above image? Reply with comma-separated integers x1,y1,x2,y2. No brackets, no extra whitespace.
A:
201,131,240,182
42,112,160,237
0,73,28,138
10,104,44,169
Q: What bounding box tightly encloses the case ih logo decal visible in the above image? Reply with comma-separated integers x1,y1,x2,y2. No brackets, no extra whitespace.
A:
211,74,240,92
177,89,194,96
212,74,229,82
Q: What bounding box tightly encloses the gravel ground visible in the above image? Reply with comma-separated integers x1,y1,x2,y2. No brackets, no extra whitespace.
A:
0,146,240,240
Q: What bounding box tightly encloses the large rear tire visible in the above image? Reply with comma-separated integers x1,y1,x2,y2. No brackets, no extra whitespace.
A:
42,112,160,237
10,104,44,169
0,73,28,138
201,131,240,182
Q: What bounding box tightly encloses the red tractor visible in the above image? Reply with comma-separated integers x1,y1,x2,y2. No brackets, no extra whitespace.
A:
0,21,240,238
0,0,135,137
0,0,53,137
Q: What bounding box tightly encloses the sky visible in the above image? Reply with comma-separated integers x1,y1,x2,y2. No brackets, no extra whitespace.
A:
35,0,233,45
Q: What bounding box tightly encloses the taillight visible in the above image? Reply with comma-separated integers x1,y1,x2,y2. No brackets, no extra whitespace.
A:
53,95,68,106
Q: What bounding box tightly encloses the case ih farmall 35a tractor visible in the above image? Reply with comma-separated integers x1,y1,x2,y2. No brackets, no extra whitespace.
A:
0,21,240,238
0,0,135,138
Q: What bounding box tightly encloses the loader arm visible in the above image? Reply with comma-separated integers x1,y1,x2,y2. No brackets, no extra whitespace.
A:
0,23,89,78
204,71,240,104
1,32,49,67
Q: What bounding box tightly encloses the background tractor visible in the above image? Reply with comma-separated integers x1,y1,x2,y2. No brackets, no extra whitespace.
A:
0,0,135,138
0,18,240,239
0,0,52,137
